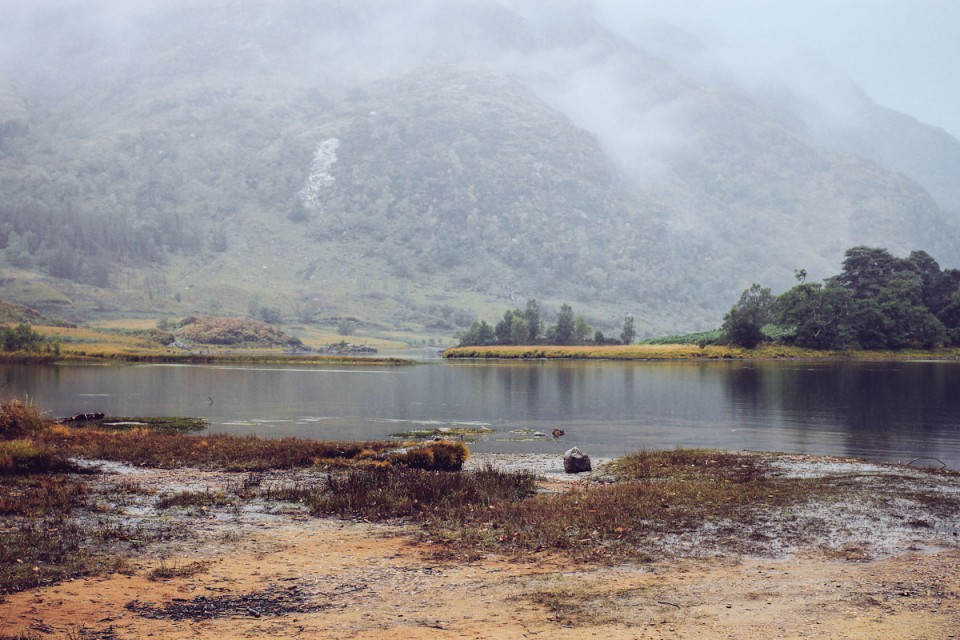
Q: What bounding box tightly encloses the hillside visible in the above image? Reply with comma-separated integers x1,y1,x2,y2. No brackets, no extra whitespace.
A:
0,0,957,340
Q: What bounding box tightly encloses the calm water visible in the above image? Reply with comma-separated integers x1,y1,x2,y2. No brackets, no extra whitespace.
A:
3,359,959,468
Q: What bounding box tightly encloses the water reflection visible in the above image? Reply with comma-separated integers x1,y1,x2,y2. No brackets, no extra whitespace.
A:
1,360,958,467
720,361,960,463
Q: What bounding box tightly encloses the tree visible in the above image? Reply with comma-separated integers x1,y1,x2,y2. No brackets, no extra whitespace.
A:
494,310,513,345
873,277,946,349
722,284,774,348
509,316,529,345
457,320,496,347
573,314,592,344
835,246,904,300
776,283,854,349
620,314,636,345
1,323,45,352
554,304,575,345
476,320,495,345
523,299,542,343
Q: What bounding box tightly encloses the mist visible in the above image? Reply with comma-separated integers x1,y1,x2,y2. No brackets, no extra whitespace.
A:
1,0,959,334
3,1,957,165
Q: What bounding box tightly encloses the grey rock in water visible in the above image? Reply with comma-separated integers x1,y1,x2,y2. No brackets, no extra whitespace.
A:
563,447,592,474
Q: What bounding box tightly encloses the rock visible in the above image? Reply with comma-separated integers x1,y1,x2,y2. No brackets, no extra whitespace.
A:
563,447,592,473
551,428,565,438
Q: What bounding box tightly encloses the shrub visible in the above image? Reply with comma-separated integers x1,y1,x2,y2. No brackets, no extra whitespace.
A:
0,400,48,439
0,323,46,352
311,464,537,519
0,440,66,475
176,316,290,346
425,440,469,471
390,440,469,471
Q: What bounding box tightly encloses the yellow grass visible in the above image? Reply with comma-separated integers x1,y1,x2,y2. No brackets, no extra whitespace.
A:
33,325,169,357
87,318,159,330
443,344,960,360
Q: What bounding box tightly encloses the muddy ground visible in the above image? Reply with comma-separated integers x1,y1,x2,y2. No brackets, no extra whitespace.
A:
2,453,959,639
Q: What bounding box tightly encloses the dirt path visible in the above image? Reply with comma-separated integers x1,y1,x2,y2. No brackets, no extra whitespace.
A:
2,455,959,639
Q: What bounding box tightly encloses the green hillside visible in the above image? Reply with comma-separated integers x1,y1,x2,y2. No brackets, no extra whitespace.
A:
0,1,958,342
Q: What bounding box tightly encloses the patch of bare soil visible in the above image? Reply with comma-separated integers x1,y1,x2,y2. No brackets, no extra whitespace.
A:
2,454,959,639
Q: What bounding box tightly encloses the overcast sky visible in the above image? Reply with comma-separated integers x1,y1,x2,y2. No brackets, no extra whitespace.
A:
598,0,960,139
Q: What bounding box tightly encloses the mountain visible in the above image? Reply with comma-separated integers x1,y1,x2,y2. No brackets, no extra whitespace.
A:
0,0,957,340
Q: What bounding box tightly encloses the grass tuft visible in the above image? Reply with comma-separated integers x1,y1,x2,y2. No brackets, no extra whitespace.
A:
389,440,470,471
147,559,213,581
310,464,537,520
0,400,48,439
37,427,396,470
0,440,76,476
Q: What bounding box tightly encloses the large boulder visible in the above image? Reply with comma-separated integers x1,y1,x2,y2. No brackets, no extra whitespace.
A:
563,447,592,474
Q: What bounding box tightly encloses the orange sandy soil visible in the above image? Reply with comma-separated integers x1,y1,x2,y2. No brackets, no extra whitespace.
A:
2,462,959,639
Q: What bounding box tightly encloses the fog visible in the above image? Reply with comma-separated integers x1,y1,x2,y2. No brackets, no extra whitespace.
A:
2,0,957,172
597,0,960,139
1,0,958,332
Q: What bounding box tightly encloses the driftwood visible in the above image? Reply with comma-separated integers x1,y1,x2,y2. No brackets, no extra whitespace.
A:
66,411,105,422
905,457,947,470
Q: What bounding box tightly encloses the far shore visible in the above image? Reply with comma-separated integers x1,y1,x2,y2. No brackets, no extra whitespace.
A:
443,343,960,361
0,351,418,366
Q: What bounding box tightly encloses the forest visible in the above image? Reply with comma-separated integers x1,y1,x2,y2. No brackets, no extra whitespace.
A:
721,246,960,349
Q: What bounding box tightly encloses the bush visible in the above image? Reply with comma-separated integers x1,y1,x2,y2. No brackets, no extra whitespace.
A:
176,316,290,346
390,440,469,471
0,400,48,439
426,440,469,471
0,440,67,475
0,323,46,352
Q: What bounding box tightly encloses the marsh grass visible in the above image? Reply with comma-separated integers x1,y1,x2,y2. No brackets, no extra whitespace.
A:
0,519,106,595
0,400,48,439
155,488,235,510
0,474,89,516
434,451,831,560
310,449,836,561
37,426,396,470
310,464,538,519
147,559,213,581
0,440,78,476
91,417,207,433
390,426,494,442
525,583,652,626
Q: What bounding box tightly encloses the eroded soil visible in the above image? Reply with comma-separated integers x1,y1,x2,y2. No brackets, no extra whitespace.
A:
2,454,959,639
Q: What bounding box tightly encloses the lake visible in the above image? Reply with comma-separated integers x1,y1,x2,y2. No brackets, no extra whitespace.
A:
3,359,959,468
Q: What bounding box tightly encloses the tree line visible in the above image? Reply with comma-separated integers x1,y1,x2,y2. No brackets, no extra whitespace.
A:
722,246,960,349
456,299,636,347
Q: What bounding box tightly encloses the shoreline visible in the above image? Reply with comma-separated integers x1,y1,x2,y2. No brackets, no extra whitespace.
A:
442,343,960,361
